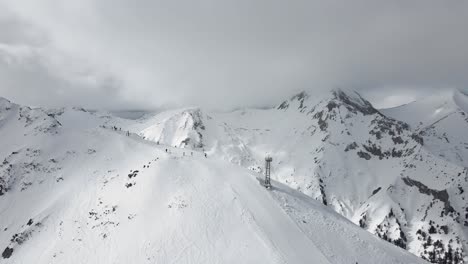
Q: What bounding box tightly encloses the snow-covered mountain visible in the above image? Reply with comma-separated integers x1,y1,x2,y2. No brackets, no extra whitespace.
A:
134,108,253,165
383,90,468,168
1,89,466,263
210,89,467,263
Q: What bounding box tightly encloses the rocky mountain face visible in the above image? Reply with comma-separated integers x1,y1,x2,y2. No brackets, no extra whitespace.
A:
296,90,467,263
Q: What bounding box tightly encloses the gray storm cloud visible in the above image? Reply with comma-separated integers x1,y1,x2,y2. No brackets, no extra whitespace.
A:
0,0,468,110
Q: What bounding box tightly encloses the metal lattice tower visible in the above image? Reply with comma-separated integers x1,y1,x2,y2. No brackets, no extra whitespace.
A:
265,156,272,189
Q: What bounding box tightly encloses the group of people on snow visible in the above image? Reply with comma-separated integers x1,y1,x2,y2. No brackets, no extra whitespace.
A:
165,148,207,158
102,124,130,136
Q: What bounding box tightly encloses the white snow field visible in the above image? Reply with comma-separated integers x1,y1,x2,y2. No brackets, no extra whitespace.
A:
2,88,466,263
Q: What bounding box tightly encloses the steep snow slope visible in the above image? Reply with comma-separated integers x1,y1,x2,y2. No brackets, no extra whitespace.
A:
0,98,425,263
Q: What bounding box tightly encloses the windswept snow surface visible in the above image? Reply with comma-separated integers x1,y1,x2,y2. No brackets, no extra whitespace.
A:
0,97,426,263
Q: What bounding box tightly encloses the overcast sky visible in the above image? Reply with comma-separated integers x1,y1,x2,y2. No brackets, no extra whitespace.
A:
0,0,468,110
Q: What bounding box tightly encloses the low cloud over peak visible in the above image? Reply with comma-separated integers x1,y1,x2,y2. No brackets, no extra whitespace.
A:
1,0,468,110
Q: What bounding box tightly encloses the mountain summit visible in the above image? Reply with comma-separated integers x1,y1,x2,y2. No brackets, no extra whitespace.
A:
278,89,378,116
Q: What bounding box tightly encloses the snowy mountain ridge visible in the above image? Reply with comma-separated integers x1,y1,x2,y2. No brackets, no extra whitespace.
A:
271,89,467,262
1,89,467,263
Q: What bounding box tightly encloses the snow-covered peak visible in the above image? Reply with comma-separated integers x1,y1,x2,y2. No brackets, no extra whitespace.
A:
383,89,468,168
382,89,459,129
138,108,206,148
278,88,378,117
382,89,468,131
0,97,61,136
136,108,254,165
330,88,378,115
